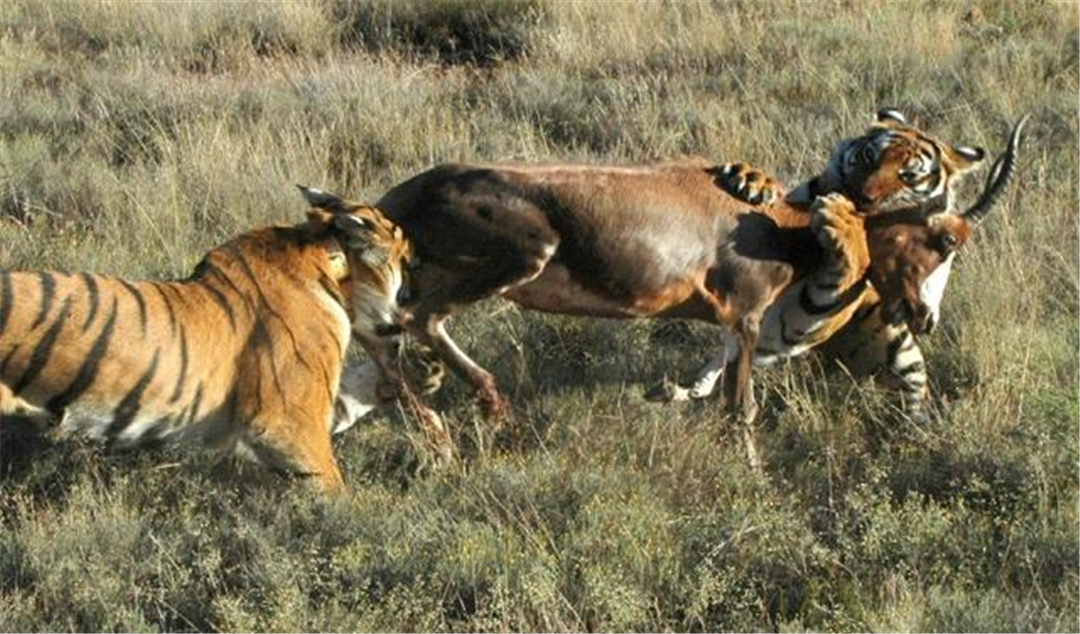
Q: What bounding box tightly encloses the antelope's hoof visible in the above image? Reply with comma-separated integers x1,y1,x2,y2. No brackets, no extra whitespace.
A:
480,390,512,427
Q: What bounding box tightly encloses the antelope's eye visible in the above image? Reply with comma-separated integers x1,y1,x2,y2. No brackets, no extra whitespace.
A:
941,233,959,250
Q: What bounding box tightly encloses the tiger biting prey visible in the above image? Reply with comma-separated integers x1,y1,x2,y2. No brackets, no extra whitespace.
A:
670,110,1026,421
0,188,416,492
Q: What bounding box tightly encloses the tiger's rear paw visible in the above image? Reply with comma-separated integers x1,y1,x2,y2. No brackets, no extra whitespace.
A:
717,162,784,205
644,377,692,403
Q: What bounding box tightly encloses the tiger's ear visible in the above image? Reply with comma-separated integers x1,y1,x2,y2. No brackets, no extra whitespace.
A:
333,213,379,247
876,108,909,127
335,214,392,266
945,144,986,175
298,185,350,214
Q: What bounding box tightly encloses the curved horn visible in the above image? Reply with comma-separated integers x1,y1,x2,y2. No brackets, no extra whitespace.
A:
963,114,1029,223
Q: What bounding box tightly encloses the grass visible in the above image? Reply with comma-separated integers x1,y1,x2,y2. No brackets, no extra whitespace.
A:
1,0,1077,631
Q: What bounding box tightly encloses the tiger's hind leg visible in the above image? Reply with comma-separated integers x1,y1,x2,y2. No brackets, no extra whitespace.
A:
818,298,931,423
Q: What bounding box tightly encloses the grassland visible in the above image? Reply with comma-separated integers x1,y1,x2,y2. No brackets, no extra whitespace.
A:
1,0,1077,631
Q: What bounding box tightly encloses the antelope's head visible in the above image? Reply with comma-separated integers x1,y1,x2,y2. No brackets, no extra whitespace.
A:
862,115,1028,335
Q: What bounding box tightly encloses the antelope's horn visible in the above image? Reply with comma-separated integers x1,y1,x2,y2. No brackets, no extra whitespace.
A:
963,114,1030,223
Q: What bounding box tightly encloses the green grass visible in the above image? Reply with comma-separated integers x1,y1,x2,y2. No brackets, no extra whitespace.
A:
1,0,1077,631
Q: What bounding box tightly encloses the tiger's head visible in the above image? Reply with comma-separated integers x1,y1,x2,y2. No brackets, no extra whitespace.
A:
795,109,987,214
855,115,1027,335
298,186,415,339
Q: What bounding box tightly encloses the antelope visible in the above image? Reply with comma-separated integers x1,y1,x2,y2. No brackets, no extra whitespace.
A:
328,112,1025,463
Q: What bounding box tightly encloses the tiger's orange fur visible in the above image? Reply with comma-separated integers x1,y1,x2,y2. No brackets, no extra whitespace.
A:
0,197,412,492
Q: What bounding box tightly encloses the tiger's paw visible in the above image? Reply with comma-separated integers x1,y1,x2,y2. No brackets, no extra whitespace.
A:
644,377,692,403
716,162,784,205
810,193,869,269
406,346,446,396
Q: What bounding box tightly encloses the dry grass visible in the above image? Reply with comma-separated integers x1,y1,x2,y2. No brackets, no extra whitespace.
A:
1,0,1077,631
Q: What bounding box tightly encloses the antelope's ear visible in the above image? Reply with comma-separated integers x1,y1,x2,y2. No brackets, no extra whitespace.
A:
298,185,349,214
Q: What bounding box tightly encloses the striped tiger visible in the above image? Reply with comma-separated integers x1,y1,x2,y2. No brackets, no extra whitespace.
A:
0,189,414,491
672,110,1025,421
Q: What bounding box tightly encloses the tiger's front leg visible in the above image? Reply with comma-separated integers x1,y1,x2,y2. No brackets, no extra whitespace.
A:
715,162,786,205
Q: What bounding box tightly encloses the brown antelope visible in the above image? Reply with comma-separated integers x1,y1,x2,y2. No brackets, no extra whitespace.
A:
327,112,1024,463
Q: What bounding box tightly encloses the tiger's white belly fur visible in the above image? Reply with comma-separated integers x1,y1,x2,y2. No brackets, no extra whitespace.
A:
682,276,867,401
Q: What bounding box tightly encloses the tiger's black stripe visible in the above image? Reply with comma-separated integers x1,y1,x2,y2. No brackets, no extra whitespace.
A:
887,331,915,360
780,314,802,347
106,349,161,440
228,245,314,373
15,295,73,393
169,325,189,404
317,272,347,311
186,382,205,425
151,284,179,339
850,299,882,325
195,276,238,331
80,273,101,332
0,271,12,334
250,318,287,408
899,361,927,377
119,279,148,334
198,261,252,312
48,298,119,412
32,272,56,329
1,346,19,376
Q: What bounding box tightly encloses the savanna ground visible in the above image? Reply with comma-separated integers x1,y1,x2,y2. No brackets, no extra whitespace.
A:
0,1,1077,631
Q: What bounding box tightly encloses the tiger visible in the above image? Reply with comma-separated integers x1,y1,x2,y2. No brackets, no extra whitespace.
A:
0,187,415,492
672,109,1020,422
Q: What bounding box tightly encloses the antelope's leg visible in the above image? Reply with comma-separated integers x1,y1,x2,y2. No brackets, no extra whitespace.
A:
408,311,509,421
722,315,764,472
403,240,558,420
688,332,737,399
648,334,733,403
